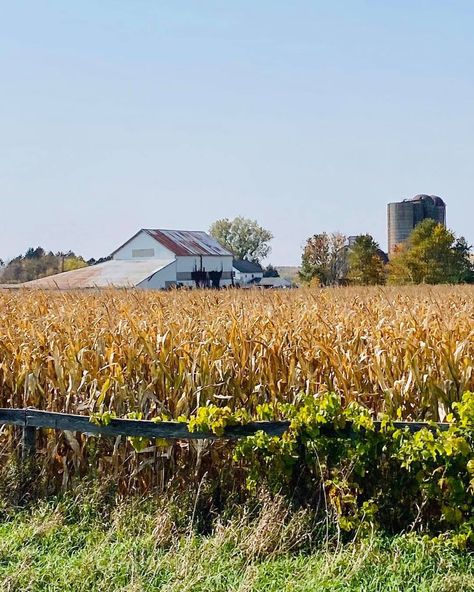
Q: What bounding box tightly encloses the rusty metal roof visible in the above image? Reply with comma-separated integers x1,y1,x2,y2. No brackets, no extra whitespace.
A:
21,260,174,289
144,229,232,257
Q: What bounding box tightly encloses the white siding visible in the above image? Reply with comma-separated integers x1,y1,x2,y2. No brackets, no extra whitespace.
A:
175,255,233,287
234,271,263,284
137,261,177,289
175,256,233,273
113,231,233,288
113,231,174,261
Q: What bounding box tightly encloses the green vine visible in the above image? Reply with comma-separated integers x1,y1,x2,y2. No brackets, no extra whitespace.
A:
88,392,474,546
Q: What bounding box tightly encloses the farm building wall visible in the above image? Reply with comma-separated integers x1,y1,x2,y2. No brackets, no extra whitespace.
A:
175,256,233,286
137,261,177,289
113,231,175,261
234,270,263,284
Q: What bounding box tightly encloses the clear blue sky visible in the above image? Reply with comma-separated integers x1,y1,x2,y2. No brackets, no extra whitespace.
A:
1,1,473,265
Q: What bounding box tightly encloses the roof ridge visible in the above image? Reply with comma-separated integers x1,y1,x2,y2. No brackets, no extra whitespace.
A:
144,228,208,233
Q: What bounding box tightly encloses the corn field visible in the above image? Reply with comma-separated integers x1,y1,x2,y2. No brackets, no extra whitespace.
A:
0,286,473,492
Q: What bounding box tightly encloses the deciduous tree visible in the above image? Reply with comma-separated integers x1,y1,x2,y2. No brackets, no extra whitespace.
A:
1,248,87,283
347,235,386,285
299,232,347,286
388,219,473,284
263,264,279,278
209,217,273,263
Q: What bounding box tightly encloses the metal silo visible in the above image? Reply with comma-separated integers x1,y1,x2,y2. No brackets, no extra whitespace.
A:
387,195,446,254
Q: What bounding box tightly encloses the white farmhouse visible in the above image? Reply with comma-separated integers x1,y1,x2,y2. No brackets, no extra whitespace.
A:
232,259,263,286
23,229,234,289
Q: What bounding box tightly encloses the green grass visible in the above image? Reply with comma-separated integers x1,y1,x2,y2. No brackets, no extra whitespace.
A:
0,495,473,592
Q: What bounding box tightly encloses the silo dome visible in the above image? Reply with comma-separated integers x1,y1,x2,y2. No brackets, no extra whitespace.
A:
408,194,445,207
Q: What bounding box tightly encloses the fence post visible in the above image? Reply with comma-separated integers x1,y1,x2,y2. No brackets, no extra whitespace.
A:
21,425,36,460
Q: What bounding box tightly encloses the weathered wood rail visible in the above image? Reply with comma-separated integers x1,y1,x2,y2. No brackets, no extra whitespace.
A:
0,408,451,460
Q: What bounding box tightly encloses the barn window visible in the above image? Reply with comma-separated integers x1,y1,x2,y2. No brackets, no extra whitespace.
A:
132,249,155,258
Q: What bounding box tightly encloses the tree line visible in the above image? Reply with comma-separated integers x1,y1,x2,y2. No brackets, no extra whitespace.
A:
298,219,473,286
0,248,88,284
210,216,474,286
1,217,472,285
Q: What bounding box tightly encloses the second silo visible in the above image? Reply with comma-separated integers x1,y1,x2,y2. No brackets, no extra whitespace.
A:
387,194,446,254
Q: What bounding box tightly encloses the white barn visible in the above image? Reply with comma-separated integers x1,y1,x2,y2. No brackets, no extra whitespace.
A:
23,229,234,289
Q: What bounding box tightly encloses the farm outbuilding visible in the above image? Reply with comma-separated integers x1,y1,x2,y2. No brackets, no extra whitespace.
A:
232,259,264,286
257,277,293,289
23,229,234,289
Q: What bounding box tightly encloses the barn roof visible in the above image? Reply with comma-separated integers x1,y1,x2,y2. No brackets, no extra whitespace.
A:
233,259,263,273
109,229,232,258
143,229,232,257
21,259,173,289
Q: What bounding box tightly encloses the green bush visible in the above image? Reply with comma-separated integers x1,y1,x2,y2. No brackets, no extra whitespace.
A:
189,392,474,547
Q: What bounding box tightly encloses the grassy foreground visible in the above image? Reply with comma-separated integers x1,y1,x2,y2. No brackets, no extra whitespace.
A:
0,494,473,592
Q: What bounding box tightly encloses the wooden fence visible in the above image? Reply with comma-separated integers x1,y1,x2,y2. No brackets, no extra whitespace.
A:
0,408,451,461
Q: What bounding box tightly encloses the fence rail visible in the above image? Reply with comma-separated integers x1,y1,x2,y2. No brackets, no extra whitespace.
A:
0,407,451,461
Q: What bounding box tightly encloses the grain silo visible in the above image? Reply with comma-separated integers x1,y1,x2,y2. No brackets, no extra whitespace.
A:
387,194,446,254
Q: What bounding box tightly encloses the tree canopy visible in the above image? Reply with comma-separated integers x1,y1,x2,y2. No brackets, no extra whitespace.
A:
209,217,273,263
263,264,280,278
299,232,347,286
0,248,88,284
388,219,473,285
347,235,386,285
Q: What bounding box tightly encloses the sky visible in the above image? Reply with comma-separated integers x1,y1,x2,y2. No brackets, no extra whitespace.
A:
1,1,473,265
